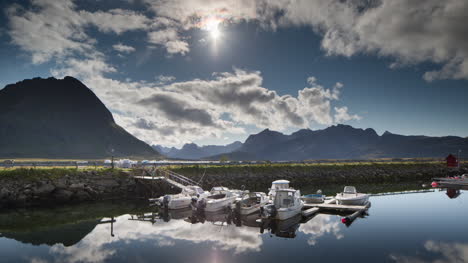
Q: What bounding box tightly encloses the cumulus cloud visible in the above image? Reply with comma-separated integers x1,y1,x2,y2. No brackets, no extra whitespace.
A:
52,56,357,145
9,0,468,80
112,43,136,54
262,0,468,81
390,240,468,263
6,0,148,63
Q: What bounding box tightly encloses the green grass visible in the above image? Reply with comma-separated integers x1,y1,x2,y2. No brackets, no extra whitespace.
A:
0,167,127,181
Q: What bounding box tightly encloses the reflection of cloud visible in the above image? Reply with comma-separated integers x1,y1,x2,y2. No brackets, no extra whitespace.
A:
45,214,263,262
390,240,468,263
298,214,343,245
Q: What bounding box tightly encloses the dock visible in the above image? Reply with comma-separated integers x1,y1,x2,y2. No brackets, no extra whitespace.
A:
133,168,201,190
432,177,468,188
301,198,370,217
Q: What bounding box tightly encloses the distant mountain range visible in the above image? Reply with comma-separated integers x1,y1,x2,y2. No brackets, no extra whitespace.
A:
203,125,468,161
0,77,160,158
153,141,242,160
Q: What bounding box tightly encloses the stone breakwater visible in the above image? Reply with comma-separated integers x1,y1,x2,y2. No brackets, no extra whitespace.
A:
169,163,468,192
0,169,174,209
0,163,466,208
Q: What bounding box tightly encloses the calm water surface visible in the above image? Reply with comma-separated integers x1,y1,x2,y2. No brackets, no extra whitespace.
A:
0,186,467,263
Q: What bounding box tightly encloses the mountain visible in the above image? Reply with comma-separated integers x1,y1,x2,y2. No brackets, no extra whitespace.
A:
0,76,160,158
153,141,243,160
209,125,468,161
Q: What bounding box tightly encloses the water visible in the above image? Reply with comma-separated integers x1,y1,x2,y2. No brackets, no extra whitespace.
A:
0,186,467,263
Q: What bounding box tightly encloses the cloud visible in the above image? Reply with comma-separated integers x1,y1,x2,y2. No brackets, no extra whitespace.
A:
52,57,356,146
334,106,361,123
298,214,344,246
390,240,468,263
155,75,176,85
139,93,217,127
263,0,468,81
112,43,136,54
44,214,264,263
6,0,148,64
148,29,189,55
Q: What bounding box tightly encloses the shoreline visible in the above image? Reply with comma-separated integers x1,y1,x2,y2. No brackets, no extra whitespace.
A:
0,162,466,209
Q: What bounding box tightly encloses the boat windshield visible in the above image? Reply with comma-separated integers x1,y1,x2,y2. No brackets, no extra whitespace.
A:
274,191,295,208
344,186,357,194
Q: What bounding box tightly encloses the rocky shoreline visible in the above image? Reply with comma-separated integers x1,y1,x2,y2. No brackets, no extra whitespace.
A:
0,163,466,209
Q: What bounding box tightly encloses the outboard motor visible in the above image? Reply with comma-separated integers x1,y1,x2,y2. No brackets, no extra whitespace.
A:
262,204,277,218
162,195,171,209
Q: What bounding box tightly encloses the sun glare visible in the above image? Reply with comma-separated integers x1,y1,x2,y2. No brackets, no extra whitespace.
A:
205,18,222,40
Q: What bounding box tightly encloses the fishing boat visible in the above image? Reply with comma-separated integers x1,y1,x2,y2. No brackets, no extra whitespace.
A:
235,192,269,215
335,186,369,205
262,188,304,220
155,185,207,210
268,180,290,199
198,187,240,212
301,191,326,204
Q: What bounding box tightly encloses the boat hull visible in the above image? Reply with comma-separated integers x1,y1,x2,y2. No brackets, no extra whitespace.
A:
276,202,304,220
335,195,369,206
204,196,238,212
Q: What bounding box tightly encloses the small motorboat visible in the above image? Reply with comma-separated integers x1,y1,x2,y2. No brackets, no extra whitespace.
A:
262,188,304,220
198,187,239,212
154,185,207,210
335,186,369,206
301,190,326,204
235,192,269,215
268,179,290,200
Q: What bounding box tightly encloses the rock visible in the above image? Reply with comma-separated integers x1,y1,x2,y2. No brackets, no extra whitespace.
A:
73,190,91,201
95,179,119,188
54,189,73,202
69,183,85,191
0,188,11,199
33,183,56,197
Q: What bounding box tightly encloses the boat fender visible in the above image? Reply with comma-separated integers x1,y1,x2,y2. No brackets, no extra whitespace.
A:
431,181,438,188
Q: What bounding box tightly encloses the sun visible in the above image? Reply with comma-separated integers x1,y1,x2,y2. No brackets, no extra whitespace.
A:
204,18,222,40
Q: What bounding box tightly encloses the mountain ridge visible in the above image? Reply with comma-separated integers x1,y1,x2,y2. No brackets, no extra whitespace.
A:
0,76,160,158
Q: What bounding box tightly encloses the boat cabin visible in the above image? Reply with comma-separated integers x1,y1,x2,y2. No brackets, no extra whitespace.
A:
268,180,290,198
273,189,301,208
209,187,233,199
241,192,268,206
182,186,205,196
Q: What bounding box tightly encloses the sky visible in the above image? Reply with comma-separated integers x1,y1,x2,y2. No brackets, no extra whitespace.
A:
0,0,467,147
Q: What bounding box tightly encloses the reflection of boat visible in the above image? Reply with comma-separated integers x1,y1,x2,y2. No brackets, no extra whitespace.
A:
199,187,239,212
236,192,269,215
261,214,302,238
335,186,369,205
263,188,304,220
156,186,208,210
268,180,290,199
446,188,462,199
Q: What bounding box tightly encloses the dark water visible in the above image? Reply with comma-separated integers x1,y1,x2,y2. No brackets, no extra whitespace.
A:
0,186,467,263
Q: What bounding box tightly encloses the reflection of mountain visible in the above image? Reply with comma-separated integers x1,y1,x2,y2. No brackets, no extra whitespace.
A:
0,201,144,247
0,219,100,247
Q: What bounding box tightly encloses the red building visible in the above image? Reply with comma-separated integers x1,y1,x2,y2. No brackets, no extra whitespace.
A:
446,154,458,168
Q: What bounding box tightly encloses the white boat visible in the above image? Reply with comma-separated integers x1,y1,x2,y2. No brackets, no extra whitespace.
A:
263,188,304,220
199,187,239,212
335,186,369,206
236,192,269,215
268,180,290,200
156,185,207,210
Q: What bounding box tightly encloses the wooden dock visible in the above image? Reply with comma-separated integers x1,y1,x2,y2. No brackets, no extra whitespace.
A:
301,198,370,217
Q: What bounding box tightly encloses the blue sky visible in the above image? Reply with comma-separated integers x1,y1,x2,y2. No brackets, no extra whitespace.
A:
1,0,467,147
